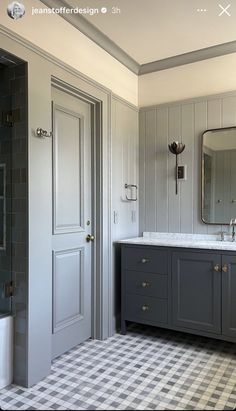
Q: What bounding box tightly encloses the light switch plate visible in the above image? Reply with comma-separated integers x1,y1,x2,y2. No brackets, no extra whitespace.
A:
177,165,187,181
114,211,119,224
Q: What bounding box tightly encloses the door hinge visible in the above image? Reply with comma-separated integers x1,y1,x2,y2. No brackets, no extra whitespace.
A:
4,281,14,298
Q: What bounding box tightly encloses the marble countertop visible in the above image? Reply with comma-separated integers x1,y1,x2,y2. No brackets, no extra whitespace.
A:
118,232,236,251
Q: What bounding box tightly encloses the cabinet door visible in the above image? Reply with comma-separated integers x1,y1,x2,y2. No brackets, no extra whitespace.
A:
222,255,236,338
172,251,221,334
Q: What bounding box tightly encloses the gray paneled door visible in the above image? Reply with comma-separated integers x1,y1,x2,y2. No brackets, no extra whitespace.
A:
51,87,92,359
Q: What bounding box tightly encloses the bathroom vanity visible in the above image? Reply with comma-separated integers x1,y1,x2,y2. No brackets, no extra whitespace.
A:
120,233,236,343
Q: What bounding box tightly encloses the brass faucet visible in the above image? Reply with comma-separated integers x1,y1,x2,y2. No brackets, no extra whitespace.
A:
230,219,236,242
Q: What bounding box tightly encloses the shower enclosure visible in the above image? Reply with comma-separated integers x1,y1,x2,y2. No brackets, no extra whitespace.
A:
0,49,28,389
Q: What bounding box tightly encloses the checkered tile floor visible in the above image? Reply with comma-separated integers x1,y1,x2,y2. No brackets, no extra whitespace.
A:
1,325,236,410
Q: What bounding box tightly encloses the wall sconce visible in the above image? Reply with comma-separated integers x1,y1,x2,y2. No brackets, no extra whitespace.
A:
168,141,186,195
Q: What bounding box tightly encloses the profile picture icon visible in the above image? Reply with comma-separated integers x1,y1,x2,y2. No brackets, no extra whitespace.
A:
7,2,25,20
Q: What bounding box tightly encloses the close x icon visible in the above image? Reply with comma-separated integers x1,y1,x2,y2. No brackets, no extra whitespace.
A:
218,4,231,16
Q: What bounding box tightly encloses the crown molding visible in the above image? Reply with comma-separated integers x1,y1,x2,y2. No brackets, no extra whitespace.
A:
40,1,236,76
40,0,140,74
139,40,236,75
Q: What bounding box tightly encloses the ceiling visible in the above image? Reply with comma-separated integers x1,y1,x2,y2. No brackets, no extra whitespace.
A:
66,0,236,65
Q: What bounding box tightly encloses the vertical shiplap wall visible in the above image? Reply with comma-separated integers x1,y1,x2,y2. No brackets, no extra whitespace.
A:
140,92,236,235
112,96,139,332
112,97,139,241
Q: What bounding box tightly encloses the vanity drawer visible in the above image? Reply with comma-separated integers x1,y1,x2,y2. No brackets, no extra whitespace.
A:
125,294,168,325
125,271,168,299
123,247,168,274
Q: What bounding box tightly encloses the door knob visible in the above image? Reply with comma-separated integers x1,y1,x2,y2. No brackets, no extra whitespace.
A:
86,234,95,243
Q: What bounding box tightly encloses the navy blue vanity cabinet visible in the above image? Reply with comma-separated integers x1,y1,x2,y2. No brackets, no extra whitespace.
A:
172,251,222,334
121,246,170,335
222,255,236,338
121,244,236,343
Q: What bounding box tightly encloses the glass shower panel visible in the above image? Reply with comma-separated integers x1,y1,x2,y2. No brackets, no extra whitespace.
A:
0,164,9,317
0,162,12,316
0,65,12,318
0,164,6,248
0,164,11,318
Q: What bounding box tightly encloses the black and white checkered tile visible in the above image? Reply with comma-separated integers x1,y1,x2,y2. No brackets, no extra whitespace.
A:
1,325,236,410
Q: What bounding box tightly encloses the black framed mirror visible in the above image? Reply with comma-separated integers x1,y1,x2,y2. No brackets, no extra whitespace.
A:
202,126,236,225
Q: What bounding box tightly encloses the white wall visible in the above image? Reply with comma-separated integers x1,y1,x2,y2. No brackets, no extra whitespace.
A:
0,0,138,106
139,53,236,107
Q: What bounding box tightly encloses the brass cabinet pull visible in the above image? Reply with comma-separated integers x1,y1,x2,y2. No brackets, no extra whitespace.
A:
142,305,150,312
222,264,228,273
141,258,149,264
214,264,221,272
141,282,150,288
